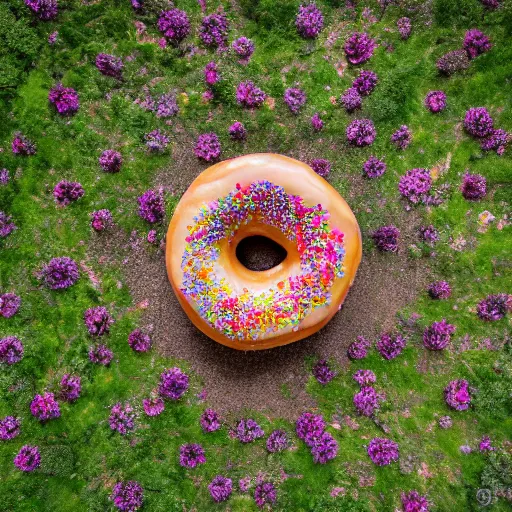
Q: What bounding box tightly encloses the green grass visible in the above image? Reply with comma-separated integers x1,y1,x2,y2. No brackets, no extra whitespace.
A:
1,0,512,510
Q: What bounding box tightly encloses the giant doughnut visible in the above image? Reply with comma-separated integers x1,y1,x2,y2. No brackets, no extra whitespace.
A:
166,154,362,350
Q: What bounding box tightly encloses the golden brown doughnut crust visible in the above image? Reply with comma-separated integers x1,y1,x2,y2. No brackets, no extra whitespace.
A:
166,154,362,350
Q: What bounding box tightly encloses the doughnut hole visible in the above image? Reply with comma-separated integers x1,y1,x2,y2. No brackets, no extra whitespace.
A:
235,236,287,271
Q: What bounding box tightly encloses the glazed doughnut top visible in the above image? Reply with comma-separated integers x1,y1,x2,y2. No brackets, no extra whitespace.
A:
166,154,362,349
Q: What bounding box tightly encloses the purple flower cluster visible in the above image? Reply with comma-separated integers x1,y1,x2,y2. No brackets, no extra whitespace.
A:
312,359,336,385
158,9,191,44
99,150,123,173
60,374,81,402
352,70,378,96
30,392,61,421
344,32,377,65
89,344,113,365
481,129,508,155
295,3,324,39
348,336,371,359
444,379,471,411
354,386,381,416
236,81,266,108
111,481,144,511
479,436,494,452
145,129,170,152
438,415,452,429
340,88,362,112
401,490,429,512
228,122,247,141
128,329,151,352
0,416,20,440
353,369,376,387
199,12,229,48
0,212,16,238
95,54,123,79
346,119,376,146
91,209,113,232
419,225,440,244
84,306,114,336
423,319,456,351
310,159,331,178
14,445,41,472
362,156,386,178
372,225,400,252
311,113,324,132
477,294,511,321
48,31,58,44
398,168,432,204
204,62,219,86
200,408,221,432
155,93,179,118
480,0,501,9
179,443,206,468
428,281,451,300
284,88,307,114
311,431,338,464
296,412,325,447
436,49,470,76
397,17,412,40
0,336,24,365
463,29,491,59
461,172,486,200
25,0,57,20
42,257,79,289
195,133,222,162
266,429,289,453
12,133,36,156
0,168,9,185
109,402,135,434
208,475,233,502
236,419,264,443
377,332,407,359
464,107,493,138
158,367,189,400
232,37,255,63
367,437,399,466
391,125,412,150
49,84,79,115
254,482,277,509
425,91,447,113
53,181,84,206
138,189,165,223
142,397,164,416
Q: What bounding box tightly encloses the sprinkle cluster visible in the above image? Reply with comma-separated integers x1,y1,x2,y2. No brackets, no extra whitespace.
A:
180,181,345,341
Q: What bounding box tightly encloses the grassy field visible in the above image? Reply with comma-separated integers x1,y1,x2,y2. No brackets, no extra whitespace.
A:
1,0,511,510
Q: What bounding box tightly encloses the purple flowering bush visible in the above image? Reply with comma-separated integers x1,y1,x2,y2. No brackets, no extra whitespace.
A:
204,62,219,86
352,70,378,96
391,125,412,150
142,397,164,417
228,121,247,141
312,359,336,385
444,379,472,410
436,49,470,75
398,168,433,204
109,402,135,434
199,12,229,48
111,481,144,511
48,84,79,115
195,133,222,162
397,17,412,40
423,319,456,351
463,29,491,59
461,172,486,200
0,416,21,440
60,374,81,402
179,443,206,468
128,329,152,352
14,445,41,472
99,150,123,173
159,367,189,400
266,429,289,453
346,119,376,146
42,257,79,289
30,392,61,421
367,437,399,466
311,112,324,132
157,9,191,44
419,225,440,244
348,336,371,359
464,107,493,138
477,294,511,321
236,81,266,108
344,32,377,65
145,129,170,152
363,156,386,178
208,475,233,502
438,415,452,429
377,332,407,359
0,336,24,365
353,369,376,387
284,88,307,114
401,490,430,511
236,419,264,443
84,306,114,336
424,91,447,113
88,344,113,365
53,181,84,206
201,408,221,433
138,189,165,223
232,37,255,63
354,386,381,417
25,0,57,20
296,412,325,447
340,88,362,112
0,293,21,318
12,132,36,156
481,129,509,155
0,212,16,238
372,225,400,252
91,209,113,232
310,159,331,178
295,3,324,39
428,281,451,300
311,431,338,464
254,482,277,509
95,54,123,79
